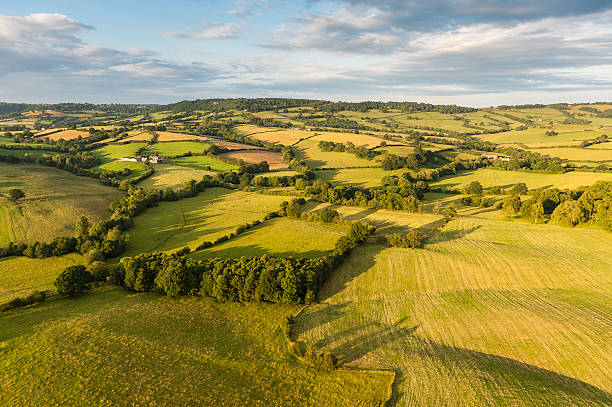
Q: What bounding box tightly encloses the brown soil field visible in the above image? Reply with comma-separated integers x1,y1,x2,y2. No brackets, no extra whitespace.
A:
218,150,287,170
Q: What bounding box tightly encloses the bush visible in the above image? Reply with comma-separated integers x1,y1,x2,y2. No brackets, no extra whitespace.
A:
385,230,423,248
87,261,110,281
0,290,46,312
8,188,25,201
54,265,91,296
319,207,339,223
510,183,528,196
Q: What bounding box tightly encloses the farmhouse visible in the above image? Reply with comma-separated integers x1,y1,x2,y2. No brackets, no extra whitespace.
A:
481,153,511,162
118,155,167,163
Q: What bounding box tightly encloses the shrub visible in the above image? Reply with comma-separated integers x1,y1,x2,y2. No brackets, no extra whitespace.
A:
87,261,110,282
54,265,91,296
319,207,339,223
8,188,25,201
510,183,528,196
385,230,423,248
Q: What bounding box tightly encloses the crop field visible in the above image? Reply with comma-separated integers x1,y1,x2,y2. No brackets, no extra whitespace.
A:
40,129,89,141
122,189,288,256
145,141,210,157
236,125,310,145
124,130,153,142
169,155,238,171
430,168,612,191
0,163,122,245
192,218,347,260
479,126,608,144
295,216,612,406
0,286,392,406
138,165,215,190
294,139,378,169
0,254,85,300
218,150,288,170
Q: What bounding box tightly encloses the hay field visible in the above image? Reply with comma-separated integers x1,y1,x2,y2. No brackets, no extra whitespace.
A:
479,127,603,144
236,125,310,145
316,168,394,187
155,131,208,142
430,168,612,191
218,150,288,170
169,155,237,172
192,218,347,260
295,216,612,406
138,165,215,190
35,129,89,141
294,139,378,169
122,189,288,256
309,132,391,148
0,286,392,406
0,163,123,245
0,254,85,300
125,130,153,142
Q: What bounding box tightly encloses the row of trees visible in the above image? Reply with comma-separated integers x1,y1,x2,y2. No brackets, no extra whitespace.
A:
317,140,377,159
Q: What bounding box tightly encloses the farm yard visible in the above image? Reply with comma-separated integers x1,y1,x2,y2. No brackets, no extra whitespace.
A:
1,99,612,407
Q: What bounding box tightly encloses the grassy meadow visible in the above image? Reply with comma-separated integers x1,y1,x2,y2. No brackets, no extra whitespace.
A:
169,155,238,171
295,216,612,406
121,189,288,256
0,163,122,245
192,218,347,260
294,139,378,169
145,141,210,157
0,286,392,406
138,165,215,190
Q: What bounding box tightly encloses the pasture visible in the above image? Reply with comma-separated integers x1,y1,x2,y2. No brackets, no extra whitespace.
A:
533,147,612,162
169,155,238,171
0,254,85,300
0,286,392,406
294,139,378,169
138,165,215,190
430,168,612,191
0,163,123,245
121,189,288,256
295,216,612,406
192,218,347,260
478,126,605,144
218,150,288,170
315,168,394,187
145,141,210,157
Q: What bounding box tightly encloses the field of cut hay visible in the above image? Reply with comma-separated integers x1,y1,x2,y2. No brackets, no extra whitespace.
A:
295,216,612,406
0,286,393,406
138,165,215,190
122,189,288,256
218,150,288,170
169,155,238,172
155,131,209,142
533,147,612,162
316,167,397,187
124,130,153,142
192,218,347,260
37,129,89,141
0,163,123,245
294,139,379,169
145,141,210,157
0,254,85,300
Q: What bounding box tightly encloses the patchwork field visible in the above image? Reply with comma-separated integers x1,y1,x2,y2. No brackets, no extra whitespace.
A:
295,216,612,406
294,139,378,169
121,189,288,257
145,141,210,157
0,163,123,245
430,168,612,191
192,217,347,260
0,254,85,300
138,165,215,190
0,286,392,406
218,150,288,170
169,155,238,171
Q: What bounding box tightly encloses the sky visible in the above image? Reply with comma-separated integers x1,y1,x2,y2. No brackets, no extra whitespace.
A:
0,0,611,106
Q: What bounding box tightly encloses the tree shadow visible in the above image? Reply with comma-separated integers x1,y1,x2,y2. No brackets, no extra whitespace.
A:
427,225,482,243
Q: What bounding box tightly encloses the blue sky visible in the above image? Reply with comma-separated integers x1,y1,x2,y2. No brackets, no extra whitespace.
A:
1,0,611,106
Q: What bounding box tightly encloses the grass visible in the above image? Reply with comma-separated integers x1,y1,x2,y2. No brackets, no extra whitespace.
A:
169,155,238,171
145,141,210,157
155,131,208,142
294,139,379,169
191,218,347,260
316,168,400,187
91,143,145,164
0,254,85,299
294,216,612,406
138,165,215,190
236,125,310,145
0,163,123,245
121,189,288,256
478,127,603,144
430,168,612,191
531,147,612,162
218,150,288,170
0,286,393,406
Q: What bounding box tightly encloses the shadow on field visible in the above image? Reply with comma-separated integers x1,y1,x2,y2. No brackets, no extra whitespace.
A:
428,224,481,243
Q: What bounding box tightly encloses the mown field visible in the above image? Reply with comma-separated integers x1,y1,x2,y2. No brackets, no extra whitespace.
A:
121,189,288,257
0,286,392,406
139,165,215,190
295,215,612,406
145,141,210,157
294,139,378,169
169,155,238,172
0,163,123,245
430,168,612,191
0,254,85,299
192,218,347,260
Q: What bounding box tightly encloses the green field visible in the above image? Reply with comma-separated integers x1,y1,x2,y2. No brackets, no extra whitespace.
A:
122,189,288,256
430,168,612,191
91,143,148,176
192,218,347,260
0,286,392,406
138,165,215,190
0,163,123,245
479,126,608,144
0,254,85,299
316,168,402,187
145,141,210,157
294,139,378,169
169,155,238,171
295,216,612,406
531,147,612,162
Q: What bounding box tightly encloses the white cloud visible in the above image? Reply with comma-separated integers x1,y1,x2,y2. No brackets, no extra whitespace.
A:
163,22,246,40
